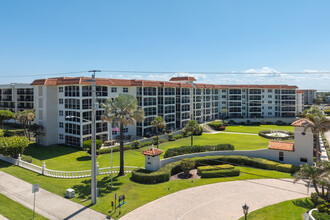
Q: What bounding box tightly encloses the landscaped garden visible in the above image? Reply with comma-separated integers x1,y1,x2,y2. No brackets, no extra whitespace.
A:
222,124,294,134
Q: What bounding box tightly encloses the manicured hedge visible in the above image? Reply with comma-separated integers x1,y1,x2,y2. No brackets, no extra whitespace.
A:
209,121,223,130
0,129,3,137
82,139,102,153
276,164,300,173
324,109,330,116
197,164,234,173
258,130,294,140
199,169,240,178
97,145,133,154
164,144,234,158
132,161,182,184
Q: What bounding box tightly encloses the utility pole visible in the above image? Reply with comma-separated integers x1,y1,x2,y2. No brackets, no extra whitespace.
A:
89,70,101,205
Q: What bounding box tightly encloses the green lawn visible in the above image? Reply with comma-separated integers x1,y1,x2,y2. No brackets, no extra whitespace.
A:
0,160,292,220
24,130,291,171
0,193,47,220
238,197,315,220
223,125,294,134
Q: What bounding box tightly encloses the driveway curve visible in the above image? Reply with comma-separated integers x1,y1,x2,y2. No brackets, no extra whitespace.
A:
120,179,312,220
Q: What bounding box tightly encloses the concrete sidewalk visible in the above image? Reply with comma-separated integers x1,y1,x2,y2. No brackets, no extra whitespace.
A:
0,214,8,220
120,178,313,220
0,171,108,220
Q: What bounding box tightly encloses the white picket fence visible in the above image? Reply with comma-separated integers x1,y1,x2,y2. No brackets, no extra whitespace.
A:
0,154,138,178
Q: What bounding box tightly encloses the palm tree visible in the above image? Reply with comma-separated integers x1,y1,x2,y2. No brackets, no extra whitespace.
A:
15,110,35,141
151,116,166,149
303,114,330,161
221,108,228,120
294,163,321,195
101,94,145,176
184,120,200,147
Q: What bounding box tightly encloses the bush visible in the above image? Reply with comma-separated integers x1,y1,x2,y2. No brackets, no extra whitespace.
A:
132,140,140,149
140,141,153,147
173,134,183,140
324,109,330,116
0,136,29,158
311,192,326,206
209,121,223,130
218,126,226,131
199,168,240,178
312,211,330,220
181,159,195,176
159,139,167,143
82,139,103,153
168,133,174,141
21,155,32,163
132,161,182,184
0,129,3,137
317,203,330,215
276,164,300,173
197,164,234,173
97,145,132,154
164,144,234,158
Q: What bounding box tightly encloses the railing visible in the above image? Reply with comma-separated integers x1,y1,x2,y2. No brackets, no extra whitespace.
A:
0,154,138,179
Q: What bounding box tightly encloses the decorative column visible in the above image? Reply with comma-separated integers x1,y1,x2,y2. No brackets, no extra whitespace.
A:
42,161,46,175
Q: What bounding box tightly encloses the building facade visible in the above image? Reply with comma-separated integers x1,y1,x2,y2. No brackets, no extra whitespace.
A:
31,77,298,147
0,83,34,113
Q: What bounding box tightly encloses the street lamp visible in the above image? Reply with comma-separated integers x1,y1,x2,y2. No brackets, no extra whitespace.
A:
242,203,249,220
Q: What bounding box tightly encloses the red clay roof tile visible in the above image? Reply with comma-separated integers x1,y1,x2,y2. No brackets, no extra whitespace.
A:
268,141,295,152
291,119,315,127
141,147,163,156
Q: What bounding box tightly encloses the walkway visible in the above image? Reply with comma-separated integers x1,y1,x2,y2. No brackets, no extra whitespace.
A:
120,178,313,220
0,215,8,220
324,130,330,146
0,171,108,220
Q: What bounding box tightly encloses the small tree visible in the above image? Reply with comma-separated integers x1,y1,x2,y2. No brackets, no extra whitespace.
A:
0,136,29,158
82,139,103,154
0,110,15,129
184,120,200,147
151,116,166,148
221,108,228,120
15,110,35,141
29,124,43,146
181,159,195,177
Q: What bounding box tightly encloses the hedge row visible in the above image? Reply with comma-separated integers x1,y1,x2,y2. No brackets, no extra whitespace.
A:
199,168,240,178
164,144,234,158
258,130,294,140
324,109,330,116
132,161,182,184
197,164,234,173
208,121,223,130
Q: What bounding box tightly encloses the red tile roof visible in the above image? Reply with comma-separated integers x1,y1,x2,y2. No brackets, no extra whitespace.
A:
170,76,196,82
268,141,295,151
291,119,315,127
141,147,163,156
31,77,297,90
296,90,305,94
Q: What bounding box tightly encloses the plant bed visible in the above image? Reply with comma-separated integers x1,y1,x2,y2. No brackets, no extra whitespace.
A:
258,130,294,140
170,169,201,180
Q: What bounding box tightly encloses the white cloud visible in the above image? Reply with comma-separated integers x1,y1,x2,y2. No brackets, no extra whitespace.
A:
173,72,207,80
244,67,279,74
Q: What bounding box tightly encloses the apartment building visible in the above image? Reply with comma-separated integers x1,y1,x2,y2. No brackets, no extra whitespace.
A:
0,83,34,113
296,90,304,114
297,90,316,105
31,76,297,147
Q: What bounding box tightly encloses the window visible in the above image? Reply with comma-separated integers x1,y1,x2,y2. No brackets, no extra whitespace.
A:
268,95,272,98
65,86,80,97
59,99,63,104
300,158,308,162
279,152,284,161
111,87,117,93
65,123,80,135
222,95,226,98
112,131,117,135
59,87,63,92
59,110,63,116
65,135,80,146
123,88,128,93
268,106,272,109
59,134,64,140
222,90,226,92
268,112,272,115
124,128,128,133
65,99,80,109
268,89,272,92
59,122,64,128
268,101,272,104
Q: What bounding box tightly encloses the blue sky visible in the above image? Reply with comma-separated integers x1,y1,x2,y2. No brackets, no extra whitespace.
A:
0,0,330,90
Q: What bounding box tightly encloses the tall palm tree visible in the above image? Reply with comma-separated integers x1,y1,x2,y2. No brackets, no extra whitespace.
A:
303,114,330,161
101,94,145,176
184,120,200,147
15,109,35,141
151,116,166,149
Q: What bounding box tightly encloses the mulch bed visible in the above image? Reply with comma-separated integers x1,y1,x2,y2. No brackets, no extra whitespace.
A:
170,169,201,181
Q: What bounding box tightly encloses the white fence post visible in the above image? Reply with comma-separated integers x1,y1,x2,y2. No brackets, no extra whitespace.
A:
17,154,21,166
42,162,46,175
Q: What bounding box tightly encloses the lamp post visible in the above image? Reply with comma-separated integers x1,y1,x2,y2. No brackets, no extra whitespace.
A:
242,203,249,220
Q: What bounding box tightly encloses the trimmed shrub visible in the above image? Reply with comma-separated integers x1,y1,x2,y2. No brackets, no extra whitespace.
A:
168,133,174,141
164,144,234,158
218,126,226,131
199,169,240,178
181,159,195,176
311,192,326,206
324,109,330,116
21,155,32,163
82,139,102,154
132,140,140,149
276,164,300,173
209,121,223,130
197,164,234,173
312,211,330,220
173,134,183,140
0,129,4,137
0,136,29,158
97,145,132,154
159,139,167,143
317,203,330,215
132,161,182,184
140,141,153,147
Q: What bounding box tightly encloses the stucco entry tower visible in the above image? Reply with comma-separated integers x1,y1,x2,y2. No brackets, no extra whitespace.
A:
142,145,163,171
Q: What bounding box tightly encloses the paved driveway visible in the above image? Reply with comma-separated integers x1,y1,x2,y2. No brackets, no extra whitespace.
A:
120,178,312,220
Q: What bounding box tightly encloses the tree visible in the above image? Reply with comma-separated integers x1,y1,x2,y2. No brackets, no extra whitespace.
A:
306,105,325,118
294,163,322,195
0,110,15,129
184,120,200,147
221,108,228,120
15,110,35,141
0,136,29,158
82,139,103,154
29,124,43,146
151,116,166,148
101,94,145,176
181,159,195,177
303,114,330,161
